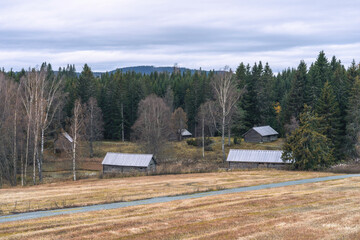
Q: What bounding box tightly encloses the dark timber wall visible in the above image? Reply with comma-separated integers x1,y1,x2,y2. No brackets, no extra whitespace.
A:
103,159,156,173
244,129,262,142
243,129,278,143
229,162,286,170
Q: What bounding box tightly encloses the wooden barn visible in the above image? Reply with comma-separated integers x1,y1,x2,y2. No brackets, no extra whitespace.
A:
243,126,278,143
226,149,289,170
54,132,73,153
102,152,156,173
180,129,192,138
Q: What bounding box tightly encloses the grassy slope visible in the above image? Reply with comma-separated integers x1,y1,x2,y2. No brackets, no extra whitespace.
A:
0,170,333,216
41,137,284,180
1,176,359,239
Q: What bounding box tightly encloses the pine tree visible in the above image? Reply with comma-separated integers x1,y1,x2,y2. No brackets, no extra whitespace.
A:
315,81,342,160
282,105,333,170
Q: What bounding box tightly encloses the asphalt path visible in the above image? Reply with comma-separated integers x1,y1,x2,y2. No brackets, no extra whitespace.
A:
1,174,360,223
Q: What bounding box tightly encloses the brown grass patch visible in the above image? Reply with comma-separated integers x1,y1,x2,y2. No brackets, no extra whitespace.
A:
0,170,333,216
1,176,359,239
37,138,284,183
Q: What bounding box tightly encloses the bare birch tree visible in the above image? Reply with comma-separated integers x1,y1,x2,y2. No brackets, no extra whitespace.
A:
132,94,171,156
198,103,208,158
70,99,85,181
84,97,103,158
211,70,242,163
0,73,21,186
20,69,63,184
20,71,36,184
225,104,243,146
20,70,46,184
38,73,63,182
170,107,188,141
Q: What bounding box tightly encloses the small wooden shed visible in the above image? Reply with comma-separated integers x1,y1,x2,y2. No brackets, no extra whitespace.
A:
54,132,73,153
180,129,192,138
102,152,156,173
243,126,278,143
226,149,289,170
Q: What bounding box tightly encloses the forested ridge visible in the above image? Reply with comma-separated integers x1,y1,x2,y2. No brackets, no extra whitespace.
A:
1,51,360,185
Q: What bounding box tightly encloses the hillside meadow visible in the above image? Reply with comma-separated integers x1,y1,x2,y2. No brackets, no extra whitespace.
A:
38,137,284,183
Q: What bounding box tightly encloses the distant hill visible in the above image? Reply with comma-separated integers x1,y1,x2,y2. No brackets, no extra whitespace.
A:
113,66,198,75
91,66,203,77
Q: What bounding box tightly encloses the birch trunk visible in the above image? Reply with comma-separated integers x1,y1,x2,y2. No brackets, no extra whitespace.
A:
32,133,37,185
24,102,32,184
73,107,78,181
13,110,17,185
73,134,76,181
228,126,231,146
38,128,44,182
222,108,226,163
32,119,39,185
21,152,24,186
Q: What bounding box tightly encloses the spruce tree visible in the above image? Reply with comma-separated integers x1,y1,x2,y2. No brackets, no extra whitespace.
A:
329,57,349,111
347,60,358,87
240,63,260,130
315,81,342,160
308,51,330,105
78,64,96,103
235,62,247,89
282,105,333,170
286,61,307,121
258,62,275,125
62,64,78,118
346,76,360,158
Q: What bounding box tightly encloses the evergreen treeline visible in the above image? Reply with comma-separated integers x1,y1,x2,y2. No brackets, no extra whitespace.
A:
1,51,360,184
4,52,360,144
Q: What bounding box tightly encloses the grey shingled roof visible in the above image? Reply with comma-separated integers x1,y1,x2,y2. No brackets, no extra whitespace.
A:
226,149,289,164
102,152,154,167
252,126,278,136
181,129,192,136
62,132,73,143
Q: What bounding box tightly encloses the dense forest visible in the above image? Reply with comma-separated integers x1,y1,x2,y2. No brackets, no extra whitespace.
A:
0,51,360,185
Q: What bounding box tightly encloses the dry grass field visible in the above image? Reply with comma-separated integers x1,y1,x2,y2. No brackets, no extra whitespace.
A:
1,175,359,239
0,170,333,216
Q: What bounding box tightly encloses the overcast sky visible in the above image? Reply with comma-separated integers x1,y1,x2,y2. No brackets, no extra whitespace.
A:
0,0,359,72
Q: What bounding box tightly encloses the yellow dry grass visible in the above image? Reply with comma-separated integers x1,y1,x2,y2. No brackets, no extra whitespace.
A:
1,176,359,239
0,170,333,216
94,137,284,160
37,137,285,183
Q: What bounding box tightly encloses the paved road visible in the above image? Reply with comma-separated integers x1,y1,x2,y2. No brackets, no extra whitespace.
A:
1,174,360,223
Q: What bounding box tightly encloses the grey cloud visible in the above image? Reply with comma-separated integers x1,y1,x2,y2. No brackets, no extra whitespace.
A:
0,0,359,71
